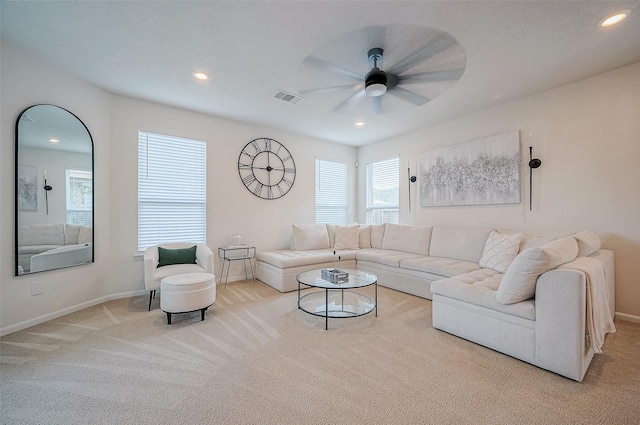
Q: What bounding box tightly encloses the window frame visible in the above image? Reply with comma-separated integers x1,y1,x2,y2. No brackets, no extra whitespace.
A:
137,131,207,252
65,168,93,227
365,156,399,225
315,158,348,225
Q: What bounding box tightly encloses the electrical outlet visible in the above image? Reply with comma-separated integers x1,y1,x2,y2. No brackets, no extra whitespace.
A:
31,282,43,296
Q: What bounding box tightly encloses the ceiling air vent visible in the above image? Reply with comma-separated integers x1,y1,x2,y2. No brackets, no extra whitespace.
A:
274,90,303,105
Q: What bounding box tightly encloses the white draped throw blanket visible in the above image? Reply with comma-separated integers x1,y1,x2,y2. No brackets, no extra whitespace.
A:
560,257,616,353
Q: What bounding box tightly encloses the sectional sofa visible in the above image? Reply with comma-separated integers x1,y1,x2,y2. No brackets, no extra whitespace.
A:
256,223,616,381
17,223,93,273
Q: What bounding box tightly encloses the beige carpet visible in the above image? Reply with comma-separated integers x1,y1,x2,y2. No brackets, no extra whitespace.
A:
1,280,639,424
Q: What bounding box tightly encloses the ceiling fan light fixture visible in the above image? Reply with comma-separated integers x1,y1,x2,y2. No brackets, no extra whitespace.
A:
365,68,387,97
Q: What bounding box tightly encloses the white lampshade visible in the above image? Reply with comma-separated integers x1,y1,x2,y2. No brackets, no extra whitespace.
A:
365,83,387,97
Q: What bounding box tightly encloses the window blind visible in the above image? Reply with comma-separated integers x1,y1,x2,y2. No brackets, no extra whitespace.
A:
315,159,347,224
65,168,93,226
138,131,206,251
366,157,399,224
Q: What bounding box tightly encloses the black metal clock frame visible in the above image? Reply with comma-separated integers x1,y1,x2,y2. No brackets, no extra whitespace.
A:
238,138,296,199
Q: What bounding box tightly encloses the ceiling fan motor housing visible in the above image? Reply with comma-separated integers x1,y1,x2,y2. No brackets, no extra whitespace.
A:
365,48,387,96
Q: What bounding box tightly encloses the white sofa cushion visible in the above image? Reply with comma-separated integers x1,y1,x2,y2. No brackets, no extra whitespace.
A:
497,236,579,304
430,226,493,262
572,229,601,257
18,223,65,246
401,256,481,278
358,225,372,249
370,224,386,249
291,224,330,251
382,223,432,256
257,249,357,269
334,225,359,250
431,269,535,321
355,249,423,268
479,231,522,273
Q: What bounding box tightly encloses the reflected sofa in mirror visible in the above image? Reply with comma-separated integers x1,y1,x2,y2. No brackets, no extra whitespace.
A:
15,104,94,275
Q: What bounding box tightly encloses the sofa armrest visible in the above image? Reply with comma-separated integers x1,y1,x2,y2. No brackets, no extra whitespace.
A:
196,244,215,276
535,268,589,381
143,247,160,291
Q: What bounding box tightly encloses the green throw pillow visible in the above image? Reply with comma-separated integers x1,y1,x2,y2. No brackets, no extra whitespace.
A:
157,246,197,267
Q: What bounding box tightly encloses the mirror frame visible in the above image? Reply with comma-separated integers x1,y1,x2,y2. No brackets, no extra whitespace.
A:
15,104,95,276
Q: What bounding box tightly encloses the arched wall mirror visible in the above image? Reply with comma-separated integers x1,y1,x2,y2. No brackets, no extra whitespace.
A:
15,104,94,275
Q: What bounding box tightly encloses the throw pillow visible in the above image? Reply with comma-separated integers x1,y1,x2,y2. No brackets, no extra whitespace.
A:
78,226,93,244
572,229,601,257
479,231,522,273
496,236,579,304
158,245,197,267
334,225,360,250
291,224,330,251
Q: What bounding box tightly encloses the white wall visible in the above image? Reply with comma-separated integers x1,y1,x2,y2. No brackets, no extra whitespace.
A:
107,95,356,296
358,62,640,319
1,39,356,333
1,40,112,333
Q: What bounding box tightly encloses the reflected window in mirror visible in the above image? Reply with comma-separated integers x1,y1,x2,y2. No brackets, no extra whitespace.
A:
15,104,94,275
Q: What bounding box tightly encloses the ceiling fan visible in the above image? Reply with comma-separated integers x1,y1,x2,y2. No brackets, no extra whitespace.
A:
297,26,467,116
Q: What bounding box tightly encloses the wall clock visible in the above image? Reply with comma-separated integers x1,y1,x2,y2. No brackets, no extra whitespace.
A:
238,138,296,199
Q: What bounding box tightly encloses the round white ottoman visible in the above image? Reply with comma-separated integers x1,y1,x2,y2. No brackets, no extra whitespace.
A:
160,272,216,324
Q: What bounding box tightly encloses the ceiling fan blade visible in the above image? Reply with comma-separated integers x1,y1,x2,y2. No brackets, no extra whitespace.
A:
386,33,459,76
398,68,466,84
299,83,363,96
303,56,363,81
387,86,431,106
333,90,366,113
371,96,383,115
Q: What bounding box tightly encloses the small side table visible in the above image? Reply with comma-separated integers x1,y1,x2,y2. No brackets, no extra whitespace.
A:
217,246,256,288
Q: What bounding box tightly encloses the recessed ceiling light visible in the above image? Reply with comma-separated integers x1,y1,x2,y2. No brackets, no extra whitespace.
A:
48,138,59,143
599,10,630,27
194,72,209,81
355,121,365,127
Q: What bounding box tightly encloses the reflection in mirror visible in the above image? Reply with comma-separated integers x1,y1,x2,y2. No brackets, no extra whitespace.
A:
15,105,94,275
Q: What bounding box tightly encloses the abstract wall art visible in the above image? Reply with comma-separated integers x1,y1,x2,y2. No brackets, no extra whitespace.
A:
18,165,38,211
420,131,520,207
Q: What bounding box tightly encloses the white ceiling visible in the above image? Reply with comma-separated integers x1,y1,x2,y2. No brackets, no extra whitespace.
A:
2,1,639,146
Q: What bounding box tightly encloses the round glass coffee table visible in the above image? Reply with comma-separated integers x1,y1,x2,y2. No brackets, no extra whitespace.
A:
296,269,377,330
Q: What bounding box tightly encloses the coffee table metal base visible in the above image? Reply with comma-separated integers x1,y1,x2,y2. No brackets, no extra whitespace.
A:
297,283,377,330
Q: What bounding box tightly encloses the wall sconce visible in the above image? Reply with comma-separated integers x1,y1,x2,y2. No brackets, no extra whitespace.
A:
408,161,417,212
43,172,53,215
528,146,542,211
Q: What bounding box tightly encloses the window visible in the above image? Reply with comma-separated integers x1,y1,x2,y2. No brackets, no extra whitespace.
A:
315,159,347,224
138,131,206,252
65,168,93,226
366,156,399,224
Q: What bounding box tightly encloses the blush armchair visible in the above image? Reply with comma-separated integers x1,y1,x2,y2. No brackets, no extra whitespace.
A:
143,242,215,311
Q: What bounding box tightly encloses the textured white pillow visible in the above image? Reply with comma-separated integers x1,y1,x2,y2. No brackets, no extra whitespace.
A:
496,236,579,304
78,226,93,244
292,224,330,251
479,231,522,273
572,229,601,257
334,225,360,250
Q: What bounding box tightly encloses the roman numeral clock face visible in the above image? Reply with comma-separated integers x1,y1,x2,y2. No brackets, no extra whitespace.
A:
238,138,296,199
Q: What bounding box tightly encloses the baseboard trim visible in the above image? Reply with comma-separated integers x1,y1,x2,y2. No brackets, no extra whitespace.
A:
615,312,640,324
0,289,148,337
